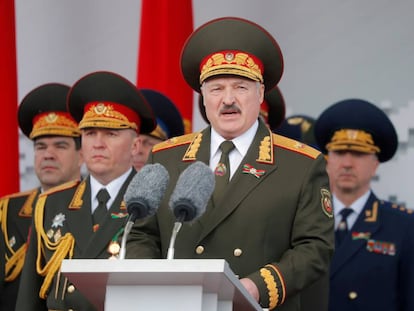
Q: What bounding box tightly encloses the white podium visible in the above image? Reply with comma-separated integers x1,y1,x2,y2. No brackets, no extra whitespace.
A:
61,259,263,311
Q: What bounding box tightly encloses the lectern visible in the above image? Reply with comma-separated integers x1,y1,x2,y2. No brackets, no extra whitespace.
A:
61,259,263,311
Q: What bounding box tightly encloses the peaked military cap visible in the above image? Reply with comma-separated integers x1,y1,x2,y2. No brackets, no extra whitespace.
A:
181,17,284,93
67,71,156,134
275,114,317,148
140,89,184,140
197,86,285,130
314,98,398,162
18,83,80,139
261,86,286,131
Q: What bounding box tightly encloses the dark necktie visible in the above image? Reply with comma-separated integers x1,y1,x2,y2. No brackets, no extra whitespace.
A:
93,188,110,225
213,140,235,204
335,208,353,246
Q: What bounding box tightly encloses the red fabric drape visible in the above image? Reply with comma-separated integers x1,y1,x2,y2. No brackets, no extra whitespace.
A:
0,0,20,196
137,0,194,133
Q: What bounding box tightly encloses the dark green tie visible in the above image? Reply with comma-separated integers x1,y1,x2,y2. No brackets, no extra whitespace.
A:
213,140,235,204
93,188,110,225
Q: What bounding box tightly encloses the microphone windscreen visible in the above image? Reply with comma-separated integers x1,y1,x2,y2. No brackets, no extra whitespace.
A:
124,163,169,218
169,161,215,221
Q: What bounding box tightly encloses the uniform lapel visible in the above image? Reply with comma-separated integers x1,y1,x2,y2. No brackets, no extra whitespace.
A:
15,189,39,240
197,121,277,243
80,170,135,258
183,126,211,164
64,178,94,253
330,194,381,276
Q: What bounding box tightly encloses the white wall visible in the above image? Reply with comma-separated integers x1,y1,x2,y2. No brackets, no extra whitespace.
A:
16,0,414,207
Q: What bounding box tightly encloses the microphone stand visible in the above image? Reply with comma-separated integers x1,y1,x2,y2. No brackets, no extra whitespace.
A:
119,203,149,260
167,210,188,260
118,219,134,260
166,221,182,260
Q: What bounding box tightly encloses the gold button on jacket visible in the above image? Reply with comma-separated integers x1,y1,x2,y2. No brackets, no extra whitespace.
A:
67,284,75,294
233,248,242,257
348,291,358,300
195,245,204,255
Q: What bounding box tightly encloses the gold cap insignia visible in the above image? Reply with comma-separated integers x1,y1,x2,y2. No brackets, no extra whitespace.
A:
30,112,80,139
326,129,380,154
200,50,264,85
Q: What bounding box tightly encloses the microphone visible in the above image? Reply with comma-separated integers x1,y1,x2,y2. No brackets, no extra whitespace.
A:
167,161,215,259
119,163,169,259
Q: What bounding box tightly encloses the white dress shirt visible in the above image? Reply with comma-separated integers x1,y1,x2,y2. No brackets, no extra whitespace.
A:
333,190,371,231
90,168,133,214
210,120,258,180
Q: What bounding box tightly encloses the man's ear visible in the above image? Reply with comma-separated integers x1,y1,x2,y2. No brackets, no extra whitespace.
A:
131,135,141,156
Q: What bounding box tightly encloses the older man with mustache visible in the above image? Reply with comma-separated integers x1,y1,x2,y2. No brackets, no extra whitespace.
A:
127,17,334,311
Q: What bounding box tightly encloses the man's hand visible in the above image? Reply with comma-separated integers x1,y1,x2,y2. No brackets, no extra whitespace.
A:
240,277,260,302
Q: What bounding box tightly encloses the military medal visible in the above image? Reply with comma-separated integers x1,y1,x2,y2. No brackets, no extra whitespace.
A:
107,227,124,259
8,236,16,248
352,232,371,240
52,212,66,228
107,241,120,259
93,224,100,232
242,164,266,178
53,228,62,242
47,229,54,239
366,239,396,256
111,212,128,219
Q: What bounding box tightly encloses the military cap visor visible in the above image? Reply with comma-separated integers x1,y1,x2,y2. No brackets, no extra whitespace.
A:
274,114,317,148
18,83,80,139
67,71,156,134
198,86,285,130
140,89,184,140
181,17,284,93
263,86,286,131
314,99,398,162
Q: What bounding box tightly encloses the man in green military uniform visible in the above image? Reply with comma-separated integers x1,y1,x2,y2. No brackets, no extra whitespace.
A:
126,17,334,310
0,83,82,310
16,71,155,311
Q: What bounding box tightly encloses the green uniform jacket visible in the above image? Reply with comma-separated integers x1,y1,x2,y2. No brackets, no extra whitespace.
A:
16,172,134,311
126,120,334,310
0,188,38,311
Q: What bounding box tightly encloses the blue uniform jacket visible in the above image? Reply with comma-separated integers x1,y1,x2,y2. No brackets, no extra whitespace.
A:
329,192,414,311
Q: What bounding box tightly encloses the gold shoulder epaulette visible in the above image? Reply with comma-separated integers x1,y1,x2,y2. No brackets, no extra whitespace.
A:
152,133,199,153
0,188,38,200
40,180,80,197
389,202,414,215
272,133,320,159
